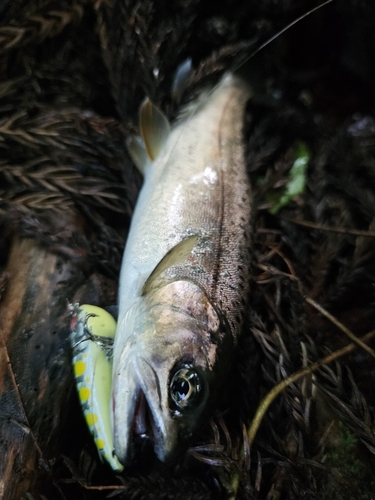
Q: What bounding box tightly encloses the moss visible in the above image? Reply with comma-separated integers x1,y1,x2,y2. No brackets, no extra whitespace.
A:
318,422,374,500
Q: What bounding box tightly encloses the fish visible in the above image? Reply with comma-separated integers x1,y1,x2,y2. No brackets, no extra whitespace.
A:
111,72,253,465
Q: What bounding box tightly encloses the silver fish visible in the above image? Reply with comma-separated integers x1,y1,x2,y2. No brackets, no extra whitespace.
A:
112,73,252,464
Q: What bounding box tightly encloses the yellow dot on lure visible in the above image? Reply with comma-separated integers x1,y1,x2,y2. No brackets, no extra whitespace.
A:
79,387,91,402
74,360,86,377
96,438,105,450
85,412,98,426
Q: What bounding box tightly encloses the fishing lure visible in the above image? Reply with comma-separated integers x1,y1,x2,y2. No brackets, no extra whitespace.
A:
70,303,123,471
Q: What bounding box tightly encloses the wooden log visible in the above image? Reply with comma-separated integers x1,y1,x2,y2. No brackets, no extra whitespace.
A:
0,212,116,499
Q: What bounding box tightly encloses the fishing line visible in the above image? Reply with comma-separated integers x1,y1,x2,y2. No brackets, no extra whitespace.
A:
158,0,333,163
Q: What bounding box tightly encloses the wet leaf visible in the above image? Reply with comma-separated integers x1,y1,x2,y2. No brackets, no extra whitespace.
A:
268,142,310,214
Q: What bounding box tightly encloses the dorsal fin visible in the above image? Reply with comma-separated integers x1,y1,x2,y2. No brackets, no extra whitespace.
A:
141,235,198,295
140,98,170,162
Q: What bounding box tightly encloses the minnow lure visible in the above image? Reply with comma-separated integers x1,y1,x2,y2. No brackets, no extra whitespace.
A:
70,303,123,471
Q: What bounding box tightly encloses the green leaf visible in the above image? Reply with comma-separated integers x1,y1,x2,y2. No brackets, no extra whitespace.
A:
268,142,310,214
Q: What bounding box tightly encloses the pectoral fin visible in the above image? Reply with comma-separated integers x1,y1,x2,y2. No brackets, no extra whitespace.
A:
127,134,151,175
141,235,198,295
140,98,170,162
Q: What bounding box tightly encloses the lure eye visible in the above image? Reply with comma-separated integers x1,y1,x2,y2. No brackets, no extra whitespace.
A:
169,365,202,410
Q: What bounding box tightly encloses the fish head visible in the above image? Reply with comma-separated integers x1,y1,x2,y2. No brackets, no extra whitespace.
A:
112,280,232,465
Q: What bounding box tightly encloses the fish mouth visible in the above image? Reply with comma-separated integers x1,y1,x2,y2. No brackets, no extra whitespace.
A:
113,356,176,465
132,389,158,440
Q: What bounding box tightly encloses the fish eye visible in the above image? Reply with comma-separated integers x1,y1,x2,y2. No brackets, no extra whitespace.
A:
169,365,202,410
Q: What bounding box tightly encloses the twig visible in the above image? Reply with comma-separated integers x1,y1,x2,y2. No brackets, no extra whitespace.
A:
281,217,375,238
229,327,375,500
246,328,375,448
306,297,375,359
268,245,297,278
256,263,297,281
82,485,127,491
